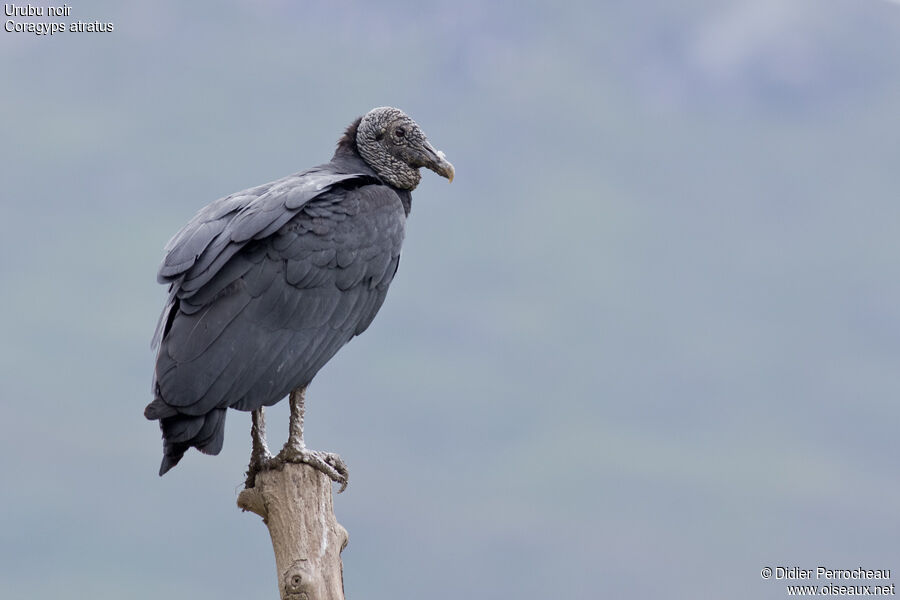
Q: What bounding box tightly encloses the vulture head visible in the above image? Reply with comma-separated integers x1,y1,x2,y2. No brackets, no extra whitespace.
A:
355,106,455,190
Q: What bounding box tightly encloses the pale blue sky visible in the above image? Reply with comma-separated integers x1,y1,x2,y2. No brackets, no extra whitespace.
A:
2,1,899,598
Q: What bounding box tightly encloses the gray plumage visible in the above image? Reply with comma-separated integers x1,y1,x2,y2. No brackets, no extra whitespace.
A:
146,107,454,475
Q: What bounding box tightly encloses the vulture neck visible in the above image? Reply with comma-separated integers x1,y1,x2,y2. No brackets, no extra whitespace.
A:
332,117,413,216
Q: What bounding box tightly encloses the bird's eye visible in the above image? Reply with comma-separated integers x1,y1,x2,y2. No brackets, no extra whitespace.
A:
395,127,406,138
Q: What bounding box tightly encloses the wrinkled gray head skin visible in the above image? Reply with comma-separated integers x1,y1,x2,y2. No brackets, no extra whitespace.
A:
356,106,455,190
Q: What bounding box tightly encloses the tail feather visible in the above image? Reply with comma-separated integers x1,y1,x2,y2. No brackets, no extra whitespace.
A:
144,397,178,420
159,445,187,476
155,408,227,476
195,409,227,456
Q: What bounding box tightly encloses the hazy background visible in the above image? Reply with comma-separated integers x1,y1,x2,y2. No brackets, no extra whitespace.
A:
2,1,899,598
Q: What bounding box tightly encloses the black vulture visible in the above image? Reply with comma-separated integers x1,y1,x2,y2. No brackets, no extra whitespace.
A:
145,107,454,488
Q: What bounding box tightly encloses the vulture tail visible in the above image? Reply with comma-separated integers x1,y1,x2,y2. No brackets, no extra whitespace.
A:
155,408,228,476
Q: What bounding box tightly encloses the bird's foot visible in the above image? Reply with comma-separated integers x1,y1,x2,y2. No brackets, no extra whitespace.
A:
276,444,349,493
244,451,275,489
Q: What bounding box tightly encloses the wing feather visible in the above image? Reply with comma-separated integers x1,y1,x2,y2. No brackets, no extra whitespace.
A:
156,170,368,291
149,179,407,464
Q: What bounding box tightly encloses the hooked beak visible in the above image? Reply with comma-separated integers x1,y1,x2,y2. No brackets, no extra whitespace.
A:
418,140,455,183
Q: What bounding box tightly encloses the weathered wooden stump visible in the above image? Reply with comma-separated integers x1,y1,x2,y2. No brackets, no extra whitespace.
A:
238,463,348,600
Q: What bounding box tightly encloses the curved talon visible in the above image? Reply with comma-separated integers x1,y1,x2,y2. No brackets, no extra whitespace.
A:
324,454,349,493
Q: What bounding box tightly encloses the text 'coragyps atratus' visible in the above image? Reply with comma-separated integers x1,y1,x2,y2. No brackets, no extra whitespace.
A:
145,107,454,489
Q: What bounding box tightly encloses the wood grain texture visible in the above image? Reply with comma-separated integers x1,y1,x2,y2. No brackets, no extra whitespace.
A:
238,463,348,600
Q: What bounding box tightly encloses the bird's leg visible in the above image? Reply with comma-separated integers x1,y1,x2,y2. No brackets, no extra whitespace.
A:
245,407,273,488
287,385,307,452
275,386,349,492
